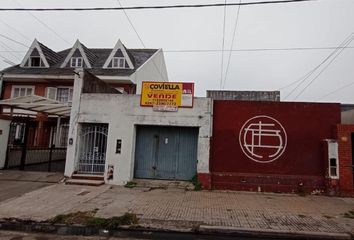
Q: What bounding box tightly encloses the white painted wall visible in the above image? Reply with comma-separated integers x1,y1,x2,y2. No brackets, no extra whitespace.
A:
0,118,11,169
65,77,212,184
64,71,84,177
131,49,169,94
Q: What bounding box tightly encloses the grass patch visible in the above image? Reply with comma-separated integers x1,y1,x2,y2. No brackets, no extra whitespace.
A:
190,175,202,191
124,181,137,188
343,210,354,219
50,211,138,229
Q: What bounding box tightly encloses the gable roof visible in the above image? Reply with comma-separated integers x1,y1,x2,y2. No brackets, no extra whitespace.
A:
1,46,158,77
103,39,134,69
60,40,98,68
38,42,63,65
20,39,63,68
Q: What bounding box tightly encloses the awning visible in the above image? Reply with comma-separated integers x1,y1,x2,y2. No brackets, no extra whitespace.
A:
0,95,71,117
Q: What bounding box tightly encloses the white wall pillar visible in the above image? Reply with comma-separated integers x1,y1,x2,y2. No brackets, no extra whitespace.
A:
64,70,84,177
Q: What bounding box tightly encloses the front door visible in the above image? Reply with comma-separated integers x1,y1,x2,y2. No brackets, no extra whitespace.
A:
77,124,108,174
134,126,198,180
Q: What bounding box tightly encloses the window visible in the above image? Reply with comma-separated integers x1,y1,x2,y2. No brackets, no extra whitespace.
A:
26,56,44,68
57,87,73,103
112,57,125,68
70,57,83,68
329,158,338,177
47,87,73,103
11,86,34,98
327,141,339,179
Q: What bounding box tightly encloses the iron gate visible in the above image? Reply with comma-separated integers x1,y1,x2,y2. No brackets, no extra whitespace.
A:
5,119,66,172
77,123,108,174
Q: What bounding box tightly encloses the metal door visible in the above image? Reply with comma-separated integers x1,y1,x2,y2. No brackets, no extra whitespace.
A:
134,126,198,180
77,124,108,174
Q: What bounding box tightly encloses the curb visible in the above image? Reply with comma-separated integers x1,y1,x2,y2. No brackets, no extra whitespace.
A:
199,225,353,240
0,219,352,240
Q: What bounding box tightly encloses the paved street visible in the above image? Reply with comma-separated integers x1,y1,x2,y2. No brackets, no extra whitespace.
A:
0,173,353,238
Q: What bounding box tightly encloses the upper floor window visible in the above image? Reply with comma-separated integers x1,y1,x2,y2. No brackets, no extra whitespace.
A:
46,87,73,103
112,57,125,69
11,86,34,98
26,56,44,68
70,57,83,68
57,87,73,103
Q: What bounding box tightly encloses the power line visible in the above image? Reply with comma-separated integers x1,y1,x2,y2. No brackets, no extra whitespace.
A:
0,17,31,41
220,0,227,89
222,0,242,89
1,46,354,54
13,0,70,45
164,46,354,53
116,0,145,47
293,33,354,99
0,0,318,11
282,32,354,98
0,53,16,65
0,34,29,48
116,0,166,80
0,40,21,60
317,81,354,100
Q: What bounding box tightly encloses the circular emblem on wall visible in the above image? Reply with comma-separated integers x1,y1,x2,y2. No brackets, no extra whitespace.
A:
239,115,287,163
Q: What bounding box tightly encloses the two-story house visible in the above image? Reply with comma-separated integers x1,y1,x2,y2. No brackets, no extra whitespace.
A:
0,39,168,150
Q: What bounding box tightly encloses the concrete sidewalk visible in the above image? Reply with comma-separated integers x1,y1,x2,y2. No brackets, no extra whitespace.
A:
0,182,353,238
0,170,64,202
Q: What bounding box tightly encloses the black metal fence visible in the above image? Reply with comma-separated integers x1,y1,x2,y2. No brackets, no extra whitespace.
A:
5,146,66,172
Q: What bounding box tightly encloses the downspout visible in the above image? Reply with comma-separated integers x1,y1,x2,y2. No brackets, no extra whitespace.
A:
0,73,4,99
0,73,4,114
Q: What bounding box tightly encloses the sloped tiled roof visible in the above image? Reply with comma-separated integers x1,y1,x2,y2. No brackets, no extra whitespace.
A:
38,42,62,65
80,43,99,66
1,43,158,77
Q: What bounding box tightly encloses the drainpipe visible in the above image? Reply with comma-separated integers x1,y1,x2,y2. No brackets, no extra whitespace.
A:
0,73,4,99
0,73,4,114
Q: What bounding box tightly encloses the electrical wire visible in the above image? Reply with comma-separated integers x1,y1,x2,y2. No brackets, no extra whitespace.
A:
1,46,354,54
0,53,16,65
164,46,354,52
116,0,145,47
0,33,29,48
0,17,31,41
116,0,165,80
222,0,241,89
293,33,354,99
13,0,70,45
317,81,354,101
282,32,354,99
0,0,318,11
0,40,21,60
220,0,227,89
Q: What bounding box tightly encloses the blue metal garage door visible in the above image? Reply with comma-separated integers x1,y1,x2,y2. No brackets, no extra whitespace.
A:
134,126,198,180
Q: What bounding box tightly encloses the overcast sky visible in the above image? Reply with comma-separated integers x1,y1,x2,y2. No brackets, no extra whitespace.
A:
0,0,353,103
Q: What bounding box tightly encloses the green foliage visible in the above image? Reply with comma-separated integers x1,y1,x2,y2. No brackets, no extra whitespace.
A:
50,211,138,229
343,210,354,219
124,181,137,188
190,175,202,191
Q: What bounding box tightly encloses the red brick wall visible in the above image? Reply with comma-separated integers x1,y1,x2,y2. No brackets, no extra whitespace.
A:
337,124,354,195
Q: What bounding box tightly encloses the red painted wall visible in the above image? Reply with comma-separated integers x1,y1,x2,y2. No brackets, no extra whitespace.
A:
211,101,341,193
337,124,354,196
